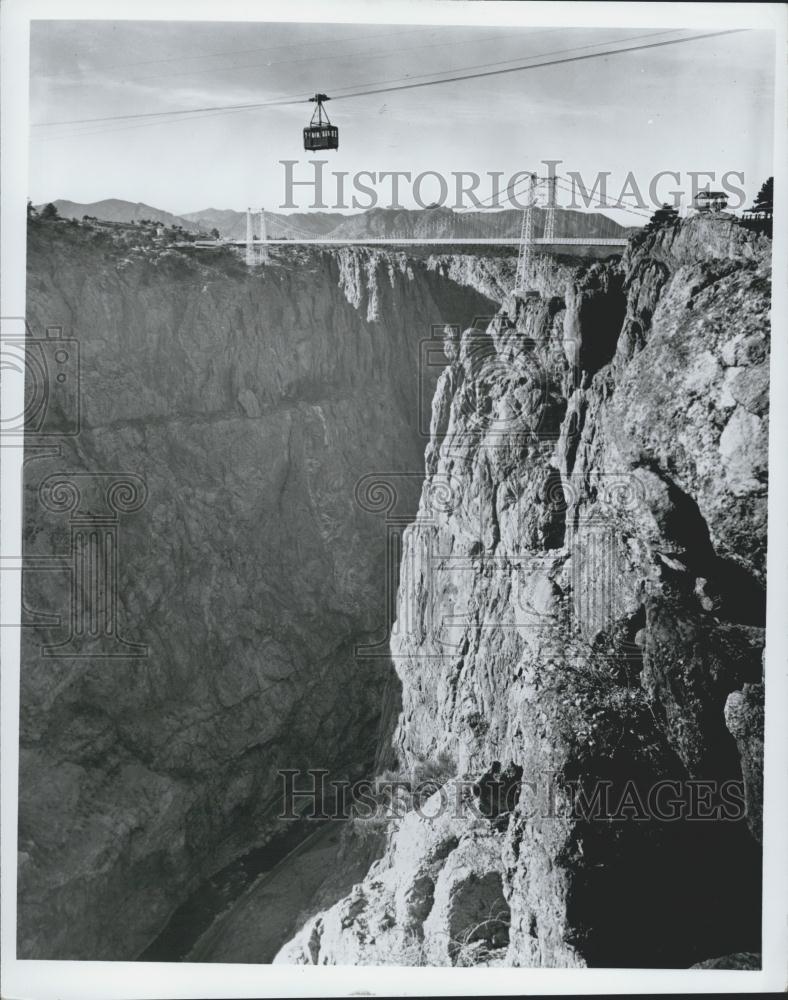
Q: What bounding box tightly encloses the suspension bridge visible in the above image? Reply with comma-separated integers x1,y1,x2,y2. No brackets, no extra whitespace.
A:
36,25,735,297
193,174,632,293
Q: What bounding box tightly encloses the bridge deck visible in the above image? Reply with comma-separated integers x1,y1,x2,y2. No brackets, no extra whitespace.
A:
216,237,629,247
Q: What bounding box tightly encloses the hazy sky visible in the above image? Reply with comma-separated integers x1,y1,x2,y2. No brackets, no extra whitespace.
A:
28,20,776,220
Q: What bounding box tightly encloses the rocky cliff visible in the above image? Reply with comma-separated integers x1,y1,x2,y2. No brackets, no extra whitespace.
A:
18,223,499,959
276,215,769,968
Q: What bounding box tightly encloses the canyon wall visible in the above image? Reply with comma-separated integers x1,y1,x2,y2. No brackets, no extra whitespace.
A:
18,225,498,959
277,215,770,968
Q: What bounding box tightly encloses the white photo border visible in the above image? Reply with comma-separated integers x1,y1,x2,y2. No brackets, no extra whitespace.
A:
1,1,786,996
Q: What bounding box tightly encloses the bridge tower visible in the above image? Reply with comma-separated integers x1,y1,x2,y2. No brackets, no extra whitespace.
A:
538,175,559,282
258,208,269,263
245,207,254,266
542,175,558,242
514,173,537,294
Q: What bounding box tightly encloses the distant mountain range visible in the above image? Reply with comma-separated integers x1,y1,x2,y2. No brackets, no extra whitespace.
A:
43,198,635,240
45,199,202,231
181,208,343,240
322,206,630,240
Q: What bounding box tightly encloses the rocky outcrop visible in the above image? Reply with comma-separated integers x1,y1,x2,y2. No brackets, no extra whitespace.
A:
425,254,514,304
724,680,765,843
691,952,761,970
19,223,499,959
276,779,513,967
276,214,769,967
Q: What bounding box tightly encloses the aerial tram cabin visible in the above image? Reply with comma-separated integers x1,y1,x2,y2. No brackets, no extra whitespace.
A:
303,94,338,151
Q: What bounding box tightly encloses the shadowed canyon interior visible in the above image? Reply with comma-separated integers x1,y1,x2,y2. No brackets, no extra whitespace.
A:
20,213,768,968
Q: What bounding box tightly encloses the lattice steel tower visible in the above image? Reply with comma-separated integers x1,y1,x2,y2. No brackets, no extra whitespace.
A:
543,175,558,242
514,173,538,294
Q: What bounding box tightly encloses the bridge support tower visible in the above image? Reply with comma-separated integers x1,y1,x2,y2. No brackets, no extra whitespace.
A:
514,173,537,294
245,207,269,266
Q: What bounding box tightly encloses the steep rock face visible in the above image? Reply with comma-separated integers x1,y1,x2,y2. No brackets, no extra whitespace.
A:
277,215,769,968
277,780,512,967
425,252,619,306
724,680,765,843
19,226,499,959
425,253,514,304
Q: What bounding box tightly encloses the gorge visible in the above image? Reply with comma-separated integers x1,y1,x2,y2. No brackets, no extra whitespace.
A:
20,221,499,959
19,212,769,969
